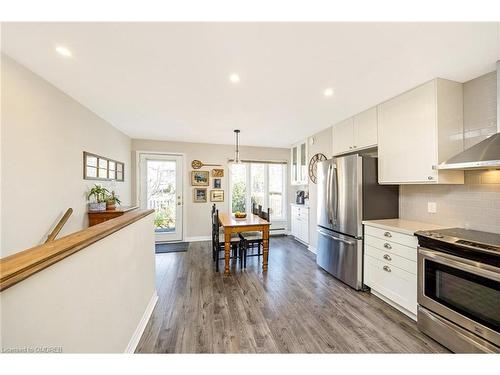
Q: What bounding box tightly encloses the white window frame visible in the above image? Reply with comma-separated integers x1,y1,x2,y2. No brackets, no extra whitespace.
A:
228,162,287,222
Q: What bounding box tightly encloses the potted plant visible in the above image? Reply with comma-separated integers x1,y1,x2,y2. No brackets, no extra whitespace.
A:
87,184,109,211
106,191,121,210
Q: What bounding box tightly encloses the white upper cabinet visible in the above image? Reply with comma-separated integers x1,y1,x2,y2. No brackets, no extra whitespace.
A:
377,79,464,185
291,140,308,185
332,117,354,155
332,107,378,155
353,107,378,150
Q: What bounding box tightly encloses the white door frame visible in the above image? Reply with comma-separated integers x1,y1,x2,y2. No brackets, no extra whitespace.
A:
136,151,186,243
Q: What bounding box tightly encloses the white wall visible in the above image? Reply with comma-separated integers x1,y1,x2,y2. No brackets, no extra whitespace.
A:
0,213,156,353
1,55,132,256
131,139,290,240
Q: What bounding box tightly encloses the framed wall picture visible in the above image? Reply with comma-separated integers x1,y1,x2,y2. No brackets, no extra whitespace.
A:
191,170,209,186
210,190,224,202
212,168,224,177
213,178,222,189
193,188,207,203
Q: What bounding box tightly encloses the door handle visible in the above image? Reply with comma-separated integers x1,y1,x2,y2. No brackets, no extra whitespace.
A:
383,254,392,261
383,265,391,272
333,165,339,225
326,164,332,223
384,231,392,238
418,248,500,281
317,229,355,246
383,243,392,250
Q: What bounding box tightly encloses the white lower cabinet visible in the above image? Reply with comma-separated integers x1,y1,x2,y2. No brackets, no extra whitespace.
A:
363,224,418,320
290,204,309,245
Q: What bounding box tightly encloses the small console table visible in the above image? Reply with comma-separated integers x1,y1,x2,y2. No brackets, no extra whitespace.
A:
88,205,139,227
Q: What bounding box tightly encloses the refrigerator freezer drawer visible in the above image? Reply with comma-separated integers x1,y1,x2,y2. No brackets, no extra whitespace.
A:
316,227,363,290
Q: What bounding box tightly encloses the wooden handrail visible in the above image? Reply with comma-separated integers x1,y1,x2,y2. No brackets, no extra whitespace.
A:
45,208,73,243
0,208,154,292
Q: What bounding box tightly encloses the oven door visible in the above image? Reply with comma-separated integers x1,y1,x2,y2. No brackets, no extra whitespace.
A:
418,247,500,347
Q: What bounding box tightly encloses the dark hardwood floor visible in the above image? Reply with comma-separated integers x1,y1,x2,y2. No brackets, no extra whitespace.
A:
136,236,447,353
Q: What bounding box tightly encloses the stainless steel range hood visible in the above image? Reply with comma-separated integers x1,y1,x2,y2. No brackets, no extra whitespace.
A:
435,61,500,171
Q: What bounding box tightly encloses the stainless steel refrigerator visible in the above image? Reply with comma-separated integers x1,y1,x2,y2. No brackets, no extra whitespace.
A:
316,154,399,290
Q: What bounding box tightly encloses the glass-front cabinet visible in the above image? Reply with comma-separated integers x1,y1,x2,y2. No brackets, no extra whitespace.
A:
291,140,308,185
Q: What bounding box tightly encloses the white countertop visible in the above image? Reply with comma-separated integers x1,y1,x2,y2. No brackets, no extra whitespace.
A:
362,219,446,236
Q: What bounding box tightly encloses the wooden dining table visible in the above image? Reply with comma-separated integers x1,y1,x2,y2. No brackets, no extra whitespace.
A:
218,212,271,276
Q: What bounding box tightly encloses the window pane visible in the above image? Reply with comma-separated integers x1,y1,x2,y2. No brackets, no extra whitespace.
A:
98,168,108,178
116,171,123,181
269,164,284,218
147,160,176,232
86,166,97,178
269,164,283,192
109,161,116,171
109,170,116,180
86,155,97,167
117,163,123,172
231,163,247,213
98,158,108,168
269,193,283,218
250,164,265,209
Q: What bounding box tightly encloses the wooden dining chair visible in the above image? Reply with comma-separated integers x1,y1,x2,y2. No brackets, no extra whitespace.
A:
238,207,270,268
212,209,241,272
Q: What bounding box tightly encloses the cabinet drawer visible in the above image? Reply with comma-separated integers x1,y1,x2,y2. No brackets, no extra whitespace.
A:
364,255,417,315
298,210,309,218
364,235,416,262
364,225,417,248
365,244,416,275
292,206,309,217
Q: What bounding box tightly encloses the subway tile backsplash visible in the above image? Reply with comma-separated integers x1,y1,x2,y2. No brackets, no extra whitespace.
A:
400,180,500,234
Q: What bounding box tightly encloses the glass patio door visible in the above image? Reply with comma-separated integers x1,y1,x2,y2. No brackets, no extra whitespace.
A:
139,153,183,242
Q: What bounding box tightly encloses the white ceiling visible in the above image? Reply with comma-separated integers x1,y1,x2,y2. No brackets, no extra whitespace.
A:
2,22,500,148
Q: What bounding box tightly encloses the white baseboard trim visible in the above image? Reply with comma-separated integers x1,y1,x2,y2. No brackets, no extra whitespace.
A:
125,291,158,353
307,245,317,254
290,235,309,247
184,236,211,242
270,228,288,235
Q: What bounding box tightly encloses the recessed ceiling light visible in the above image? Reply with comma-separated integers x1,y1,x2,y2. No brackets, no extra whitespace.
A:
229,73,240,83
323,88,334,97
55,46,72,57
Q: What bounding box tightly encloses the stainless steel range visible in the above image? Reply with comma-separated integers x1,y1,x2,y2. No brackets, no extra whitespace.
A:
415,228,500,353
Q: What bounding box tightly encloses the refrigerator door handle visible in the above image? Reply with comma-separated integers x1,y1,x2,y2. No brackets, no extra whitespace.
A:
317,228,356,246
333,165,339,225
326,164,332,223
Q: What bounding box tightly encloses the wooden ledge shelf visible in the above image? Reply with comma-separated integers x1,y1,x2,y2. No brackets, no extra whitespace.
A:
0,208,154,292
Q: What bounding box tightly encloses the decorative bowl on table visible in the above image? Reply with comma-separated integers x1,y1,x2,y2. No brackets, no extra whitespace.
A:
234,211,247,220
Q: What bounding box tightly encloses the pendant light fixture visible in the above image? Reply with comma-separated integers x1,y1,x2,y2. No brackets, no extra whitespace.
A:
234,129,241,164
